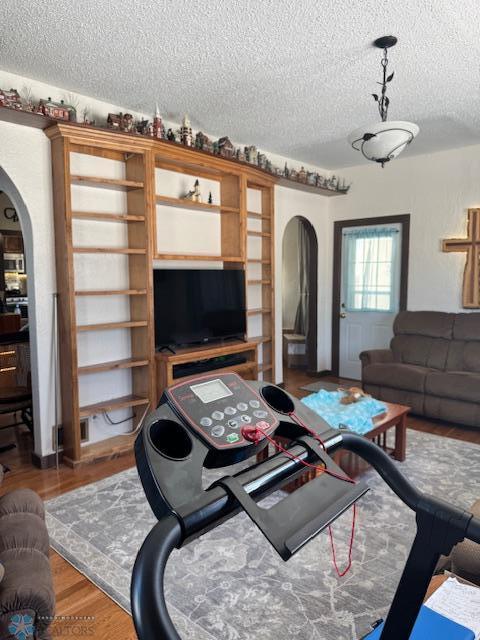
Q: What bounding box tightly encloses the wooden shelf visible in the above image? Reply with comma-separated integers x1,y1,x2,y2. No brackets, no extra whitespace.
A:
73,247,146,254
250,336,272,344
71,175,144,190
156,339,258,393
247,211,263,219
78,358,149,375
247,279,272,285
0,108,347,198
68,433,137,467
72,212,145,222
276,176,346,197
154,253,243,262
79,394,149,418
75,289,147,296
259,363,273,373
247,307,272,315
156,194,241,214
77,320,148,332
247,230,271,238
247,258,271,264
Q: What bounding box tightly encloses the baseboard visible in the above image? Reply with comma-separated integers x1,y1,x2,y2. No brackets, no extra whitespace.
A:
31,450,63,469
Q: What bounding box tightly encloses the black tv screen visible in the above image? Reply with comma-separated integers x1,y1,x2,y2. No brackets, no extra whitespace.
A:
153,269,246,348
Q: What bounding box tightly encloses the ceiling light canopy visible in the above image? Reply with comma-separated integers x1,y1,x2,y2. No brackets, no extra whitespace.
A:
348,36,419,167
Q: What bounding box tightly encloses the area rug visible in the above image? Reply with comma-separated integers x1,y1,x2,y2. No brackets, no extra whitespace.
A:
45,431,480,640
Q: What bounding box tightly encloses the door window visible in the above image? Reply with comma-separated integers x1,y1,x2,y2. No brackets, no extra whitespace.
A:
343,225,401,312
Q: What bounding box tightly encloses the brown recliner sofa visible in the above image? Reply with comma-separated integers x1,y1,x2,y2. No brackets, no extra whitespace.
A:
361,311,480,427
0,466,55,639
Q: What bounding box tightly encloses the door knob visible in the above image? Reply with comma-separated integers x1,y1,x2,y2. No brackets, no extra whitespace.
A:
340,312,347,319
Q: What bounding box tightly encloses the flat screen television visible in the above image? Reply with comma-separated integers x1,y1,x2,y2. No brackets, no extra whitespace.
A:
153,269,246,348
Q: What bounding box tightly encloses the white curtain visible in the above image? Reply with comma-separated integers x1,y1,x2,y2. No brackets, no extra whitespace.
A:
343,226,400,312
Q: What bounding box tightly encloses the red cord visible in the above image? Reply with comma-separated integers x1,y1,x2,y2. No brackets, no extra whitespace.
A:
242,413,357,577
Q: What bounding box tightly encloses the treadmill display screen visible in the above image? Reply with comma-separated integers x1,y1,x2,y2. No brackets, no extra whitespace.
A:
191,379,233,404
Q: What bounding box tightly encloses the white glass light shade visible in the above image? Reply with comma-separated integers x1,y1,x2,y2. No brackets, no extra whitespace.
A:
348,120,419,166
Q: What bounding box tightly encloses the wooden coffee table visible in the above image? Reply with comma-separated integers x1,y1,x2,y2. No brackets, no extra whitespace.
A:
332,400,410,476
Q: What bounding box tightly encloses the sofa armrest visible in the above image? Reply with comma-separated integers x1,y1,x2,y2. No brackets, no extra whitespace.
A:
359,349,394,368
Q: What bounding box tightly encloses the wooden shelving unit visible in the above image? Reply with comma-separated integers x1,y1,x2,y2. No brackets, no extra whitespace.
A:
245,178,275,382
47,125,156,467
46,123,277,465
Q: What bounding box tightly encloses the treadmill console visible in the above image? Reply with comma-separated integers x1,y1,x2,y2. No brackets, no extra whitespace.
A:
166,372,279,451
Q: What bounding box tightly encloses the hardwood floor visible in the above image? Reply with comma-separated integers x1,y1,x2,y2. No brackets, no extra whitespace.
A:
0,368,479,639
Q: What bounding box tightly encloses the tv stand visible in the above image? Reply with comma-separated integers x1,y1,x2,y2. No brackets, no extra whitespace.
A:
155,340,258,400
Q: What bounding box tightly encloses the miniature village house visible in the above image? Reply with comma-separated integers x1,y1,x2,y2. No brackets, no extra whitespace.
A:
195,131,213,153
37,98,76,121
107,112,134,132
245,145,257,164
180,115,193,146
0,88,22,109
217,136,235,158
150,105,165,139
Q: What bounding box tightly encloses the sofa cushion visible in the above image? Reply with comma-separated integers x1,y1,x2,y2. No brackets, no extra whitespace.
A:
446,340,480,373
391,335,450,369
394,311,455,339
425,370,480,403
453,312,480,341
363,363,430,393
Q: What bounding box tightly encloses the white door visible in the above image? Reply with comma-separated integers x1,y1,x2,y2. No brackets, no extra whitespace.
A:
339,224,402,380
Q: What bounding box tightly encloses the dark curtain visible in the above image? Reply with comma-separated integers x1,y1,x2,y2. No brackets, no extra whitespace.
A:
293,221,310,337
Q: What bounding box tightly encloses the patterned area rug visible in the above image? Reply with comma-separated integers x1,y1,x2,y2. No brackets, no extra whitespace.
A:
45,430,480,640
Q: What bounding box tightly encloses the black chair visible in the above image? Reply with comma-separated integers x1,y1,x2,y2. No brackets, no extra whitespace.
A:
0,330,32,453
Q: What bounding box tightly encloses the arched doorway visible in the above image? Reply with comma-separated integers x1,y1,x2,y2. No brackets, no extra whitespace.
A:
282,216,318,376
0,167,40,460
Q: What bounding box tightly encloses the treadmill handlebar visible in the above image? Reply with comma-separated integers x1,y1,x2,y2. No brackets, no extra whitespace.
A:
131,432,480,640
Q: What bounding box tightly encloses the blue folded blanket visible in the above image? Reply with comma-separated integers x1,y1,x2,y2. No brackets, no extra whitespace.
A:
301,389,387,435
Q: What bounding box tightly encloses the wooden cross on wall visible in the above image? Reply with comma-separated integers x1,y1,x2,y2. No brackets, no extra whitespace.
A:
443,208,480,308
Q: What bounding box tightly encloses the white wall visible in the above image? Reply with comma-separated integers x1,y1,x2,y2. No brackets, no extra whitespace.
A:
326,144,480,370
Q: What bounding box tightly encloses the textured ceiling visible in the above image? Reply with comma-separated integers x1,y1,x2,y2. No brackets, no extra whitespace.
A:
1,0,479,169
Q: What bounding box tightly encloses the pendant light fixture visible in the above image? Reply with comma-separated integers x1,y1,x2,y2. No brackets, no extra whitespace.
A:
348,36,419,167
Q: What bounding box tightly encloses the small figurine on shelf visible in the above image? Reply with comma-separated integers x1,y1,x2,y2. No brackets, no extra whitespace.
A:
136,119,150,135
21,86,35,112
184,179,202,203
150,104,165,139
307,172,317,186
180,114,193,146
236,147,246,162
298,167,307,184
0,88,22,110
166,128,176,141
37,97,76,121
316,174,325,188
81,106,94,126
284,162,290,178
328,175,338,191
195,131,213,153
245,145,257,165
217,136,235,158
265,159,273,173
208,191,213,204
107,112,134,132
337,179,351,194
257,152,267,169
289,168,298,181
